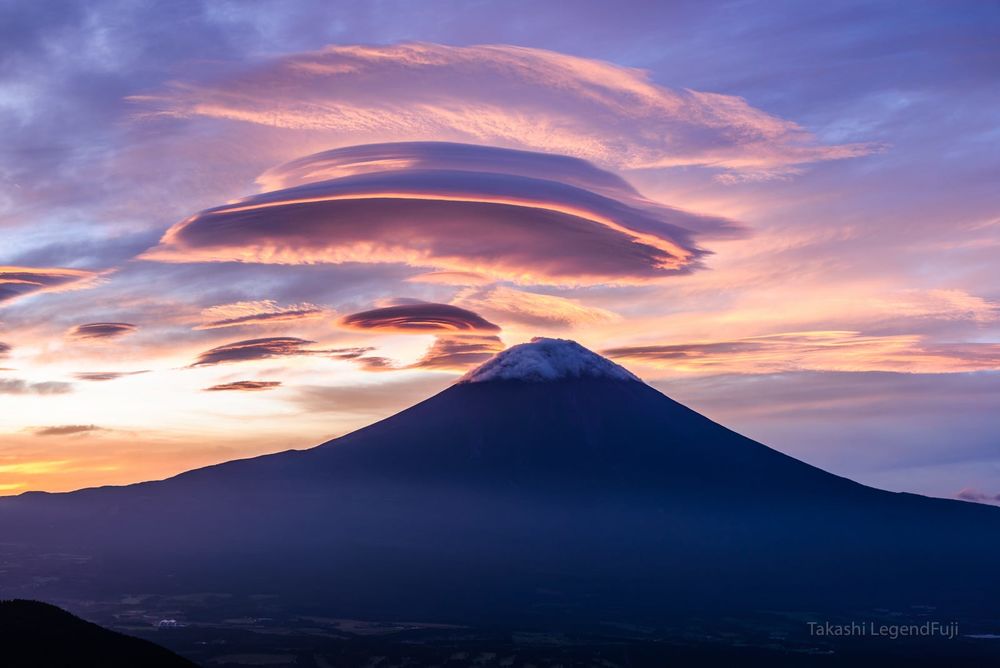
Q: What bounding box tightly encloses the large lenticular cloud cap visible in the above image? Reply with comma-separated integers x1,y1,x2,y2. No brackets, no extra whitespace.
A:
144,142,737,286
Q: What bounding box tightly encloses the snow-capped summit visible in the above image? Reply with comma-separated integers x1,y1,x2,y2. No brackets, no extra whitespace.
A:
458,337,642,384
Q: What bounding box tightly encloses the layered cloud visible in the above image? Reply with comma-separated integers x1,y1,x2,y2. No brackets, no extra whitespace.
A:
604,331,1000,375
67,322,138,340
0,266,99,306
138,43,875,178
341,302,499,333
191,337,370,367
144,142,733,286
204,380,282,392
195,300,328,330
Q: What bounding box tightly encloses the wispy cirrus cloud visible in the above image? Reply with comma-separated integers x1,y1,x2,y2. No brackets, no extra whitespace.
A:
454,286,619,330
204,380,282,392
137,43,876,179
410,334,505,371
347,334,505,372
341,302,499,333
67,322,138,340
143,142,734,286
195,300,328,330
0,266,99,306
191,337,371,367
604,331,1000,375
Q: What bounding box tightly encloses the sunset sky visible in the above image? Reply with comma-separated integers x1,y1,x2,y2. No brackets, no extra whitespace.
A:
1,1,997,500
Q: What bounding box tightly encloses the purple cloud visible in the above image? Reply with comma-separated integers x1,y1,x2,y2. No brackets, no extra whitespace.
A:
145,142,737,286
67,322,138,340
341,302,499,333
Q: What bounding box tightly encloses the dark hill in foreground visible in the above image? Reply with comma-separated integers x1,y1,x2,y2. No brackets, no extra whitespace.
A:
1,338,999,627
0,599,196,668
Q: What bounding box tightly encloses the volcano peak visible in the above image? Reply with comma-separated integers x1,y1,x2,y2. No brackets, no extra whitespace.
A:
458,337,641,384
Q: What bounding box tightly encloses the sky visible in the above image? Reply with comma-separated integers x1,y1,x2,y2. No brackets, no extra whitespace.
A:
0,0,998,500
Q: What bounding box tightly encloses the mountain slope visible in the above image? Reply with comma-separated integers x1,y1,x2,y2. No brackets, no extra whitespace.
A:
1,338,999,623
0,600,196,668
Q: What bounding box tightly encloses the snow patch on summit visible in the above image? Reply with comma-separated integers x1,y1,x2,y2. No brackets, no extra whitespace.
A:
458,337,642,384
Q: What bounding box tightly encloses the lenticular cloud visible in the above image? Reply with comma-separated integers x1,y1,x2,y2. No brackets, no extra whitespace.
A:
145,142,737,286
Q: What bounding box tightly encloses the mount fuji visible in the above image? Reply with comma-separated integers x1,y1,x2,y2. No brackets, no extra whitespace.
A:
2,338,999,625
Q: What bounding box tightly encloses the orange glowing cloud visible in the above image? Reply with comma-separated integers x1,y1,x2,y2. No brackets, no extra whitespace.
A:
136,43,876,179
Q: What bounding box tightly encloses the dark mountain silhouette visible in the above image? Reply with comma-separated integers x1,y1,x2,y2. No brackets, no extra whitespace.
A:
0,599,195,668
1,338,999,625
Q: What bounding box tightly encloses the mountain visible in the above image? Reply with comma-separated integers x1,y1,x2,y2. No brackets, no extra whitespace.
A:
0,599,196,668
1,338,999,625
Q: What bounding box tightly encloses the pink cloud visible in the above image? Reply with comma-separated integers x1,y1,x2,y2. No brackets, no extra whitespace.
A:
453,286,619,330
136,43,876,179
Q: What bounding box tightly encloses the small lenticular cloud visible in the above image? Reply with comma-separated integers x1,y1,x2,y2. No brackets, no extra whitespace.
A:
68,322,138,340
31,424,105,437
204,380,282,392
74,371,148,382
341,302,500,333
